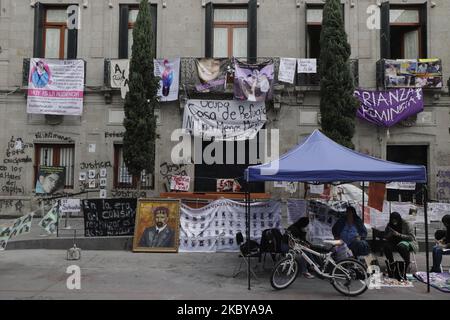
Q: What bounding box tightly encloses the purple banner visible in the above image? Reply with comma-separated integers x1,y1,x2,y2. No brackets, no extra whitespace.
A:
234,59,274,102
354,88,424,127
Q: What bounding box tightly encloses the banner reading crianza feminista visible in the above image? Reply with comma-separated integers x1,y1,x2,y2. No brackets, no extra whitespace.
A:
27,59,85,115
182,99,266,140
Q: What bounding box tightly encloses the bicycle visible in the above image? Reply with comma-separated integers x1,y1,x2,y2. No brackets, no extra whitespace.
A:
270,230,369,296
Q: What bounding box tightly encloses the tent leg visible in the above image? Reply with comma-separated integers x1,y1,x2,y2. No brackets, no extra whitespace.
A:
246,189,251,290
423,185,430,293
362,182,365,224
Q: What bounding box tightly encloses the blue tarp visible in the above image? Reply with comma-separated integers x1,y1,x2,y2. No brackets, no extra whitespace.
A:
245,129,427,183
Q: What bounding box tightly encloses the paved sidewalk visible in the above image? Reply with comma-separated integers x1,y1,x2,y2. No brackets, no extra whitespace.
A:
0,250,449,300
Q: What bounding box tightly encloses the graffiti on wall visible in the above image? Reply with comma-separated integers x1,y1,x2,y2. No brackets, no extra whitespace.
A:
437,167,450,200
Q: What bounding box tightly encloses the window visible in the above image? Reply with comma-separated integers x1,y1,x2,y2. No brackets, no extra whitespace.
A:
213,8,247,58
205,0,257,59
34,144,75,188
113,145,153,189
194,136,264,193
306,6,323,59
305,5,344,58
380,3,427,59
44,9,68,59
33,4,78,58
119,4,157,59
386,145,427,204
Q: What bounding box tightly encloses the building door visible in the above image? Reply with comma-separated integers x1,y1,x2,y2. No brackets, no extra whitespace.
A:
386,145,428,204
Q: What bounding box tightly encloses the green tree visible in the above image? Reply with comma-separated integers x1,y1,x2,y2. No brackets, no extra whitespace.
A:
319,0,359,149
123,0,159,186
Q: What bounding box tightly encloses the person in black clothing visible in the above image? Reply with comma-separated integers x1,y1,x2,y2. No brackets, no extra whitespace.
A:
431,214,450,273
383,212,418,270
287,217,315,279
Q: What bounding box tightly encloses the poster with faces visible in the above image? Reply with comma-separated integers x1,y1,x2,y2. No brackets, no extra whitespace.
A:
179,199,281,253
88,170,96,179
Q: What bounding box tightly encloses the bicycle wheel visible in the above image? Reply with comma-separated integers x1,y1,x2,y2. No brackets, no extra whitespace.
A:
270,256,299,290
331,258,368,297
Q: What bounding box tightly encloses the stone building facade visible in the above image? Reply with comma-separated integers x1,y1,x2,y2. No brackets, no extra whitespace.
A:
0,0,449,216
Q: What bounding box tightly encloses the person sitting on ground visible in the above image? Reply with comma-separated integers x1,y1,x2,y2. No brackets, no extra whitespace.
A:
383,212,418,271
332,206,370,257
430,214,450,273
287,217,315,279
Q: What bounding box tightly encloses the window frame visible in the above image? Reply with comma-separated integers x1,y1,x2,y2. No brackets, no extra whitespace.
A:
389,5,424,59
213,6,248,58
44,7,68,59
205,0,257,60
34,143,75,189
113,144,153,189
118,4,157,59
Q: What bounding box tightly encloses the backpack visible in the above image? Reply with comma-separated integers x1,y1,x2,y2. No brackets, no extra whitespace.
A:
260,228,283,253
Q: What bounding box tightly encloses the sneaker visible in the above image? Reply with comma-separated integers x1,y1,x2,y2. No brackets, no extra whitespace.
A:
303,272,315,279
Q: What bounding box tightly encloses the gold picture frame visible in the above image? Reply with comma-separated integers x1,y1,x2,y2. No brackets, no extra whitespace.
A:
132,198,180,253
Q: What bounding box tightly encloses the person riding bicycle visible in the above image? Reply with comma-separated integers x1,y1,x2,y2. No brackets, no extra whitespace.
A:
332,206,370,258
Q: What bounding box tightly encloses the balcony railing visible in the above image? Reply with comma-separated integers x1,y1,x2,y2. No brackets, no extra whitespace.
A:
296,59,359,87
376,58,443,90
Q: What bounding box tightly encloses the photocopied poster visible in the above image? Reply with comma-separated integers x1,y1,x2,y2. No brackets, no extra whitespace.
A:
183,99,266,141
278,58,297,84
179,199,282,253
38,204,59,234
35,166,66,195
27,58,85,115
234,59,274,102
195,58,228,93
109,59,130,99
297,58,317,73
154,58,180,102
0,212,34,250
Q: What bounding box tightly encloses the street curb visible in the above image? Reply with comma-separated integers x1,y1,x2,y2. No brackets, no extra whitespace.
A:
7,236,134,251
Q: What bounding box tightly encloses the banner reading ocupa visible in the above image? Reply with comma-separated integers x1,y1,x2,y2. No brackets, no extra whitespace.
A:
27,59,85,115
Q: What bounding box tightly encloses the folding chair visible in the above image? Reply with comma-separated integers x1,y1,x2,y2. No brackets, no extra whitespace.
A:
232,232,261,280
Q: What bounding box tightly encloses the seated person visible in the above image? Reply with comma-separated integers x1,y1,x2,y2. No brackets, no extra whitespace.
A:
383,212,418,270
287,217,315,279
431,214,450,273
332,206,370,257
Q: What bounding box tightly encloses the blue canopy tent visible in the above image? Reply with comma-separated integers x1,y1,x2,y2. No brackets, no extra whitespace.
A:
243,130,430,291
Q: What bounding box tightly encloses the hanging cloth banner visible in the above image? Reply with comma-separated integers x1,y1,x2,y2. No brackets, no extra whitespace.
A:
182,99,266,141
109,59,130,99
195,58,228,93
234,59,274,102
179,198,281,253
27,59,85,115
0,212,34,250
154,58,180,102
354,88,424,127
38,203,59,234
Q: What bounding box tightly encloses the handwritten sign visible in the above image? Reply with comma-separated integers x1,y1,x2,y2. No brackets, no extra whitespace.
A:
60,199,81,213
183,99,266,141
278,58,297,84
170,175,190,192
297,59,317,73
83,199,137,237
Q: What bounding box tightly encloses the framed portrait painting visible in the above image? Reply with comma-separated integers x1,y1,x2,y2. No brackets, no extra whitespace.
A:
133,198,180,253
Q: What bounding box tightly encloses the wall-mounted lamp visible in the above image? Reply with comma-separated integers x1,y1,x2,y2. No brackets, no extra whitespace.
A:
350,0,355,8
163,1,167,8
30,0,37,7
431,2,436,8
83,0,88,8
202,0,207,8
107,0,113,8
